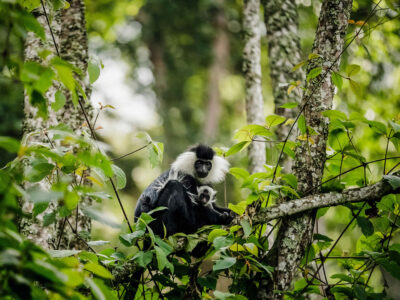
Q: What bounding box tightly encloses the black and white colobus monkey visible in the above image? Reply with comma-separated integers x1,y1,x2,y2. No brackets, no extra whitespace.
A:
134,144,234,236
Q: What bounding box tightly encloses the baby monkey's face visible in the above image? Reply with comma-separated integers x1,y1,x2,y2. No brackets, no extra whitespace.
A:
197,186,216,206
199,189,211,205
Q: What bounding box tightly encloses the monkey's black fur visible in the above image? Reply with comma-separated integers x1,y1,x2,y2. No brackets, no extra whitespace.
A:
134,144,233,236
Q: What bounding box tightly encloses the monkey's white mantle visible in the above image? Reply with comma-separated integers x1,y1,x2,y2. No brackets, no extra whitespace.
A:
252,171,400,224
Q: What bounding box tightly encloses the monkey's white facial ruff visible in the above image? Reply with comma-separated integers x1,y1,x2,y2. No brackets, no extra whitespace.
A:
171,151,229,184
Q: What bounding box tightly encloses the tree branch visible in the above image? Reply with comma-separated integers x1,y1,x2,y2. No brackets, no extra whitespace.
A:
252,171,400,224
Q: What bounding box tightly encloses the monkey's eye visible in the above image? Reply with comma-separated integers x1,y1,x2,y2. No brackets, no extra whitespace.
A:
205,161,212,168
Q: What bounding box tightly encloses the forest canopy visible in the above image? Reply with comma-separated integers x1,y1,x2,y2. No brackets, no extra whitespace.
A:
1,0,400,299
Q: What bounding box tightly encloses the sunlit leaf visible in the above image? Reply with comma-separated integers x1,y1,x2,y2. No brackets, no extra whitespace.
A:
84,262,113,279
306,67,322,82
266,115,286,128
88,61,100,84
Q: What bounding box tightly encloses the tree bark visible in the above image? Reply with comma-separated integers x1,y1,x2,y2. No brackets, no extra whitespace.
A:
263,0,304,170
259,1,353,298
263,0,303,122
243,0,266,173
21,0,92,250
204,5,229,142
251,172,400,224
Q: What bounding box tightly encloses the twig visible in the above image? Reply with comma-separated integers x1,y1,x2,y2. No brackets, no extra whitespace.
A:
299,202,368,295
40,0,60,56
65,218,96,253
56,217,67,249
112,142,151,161
384,129,393,174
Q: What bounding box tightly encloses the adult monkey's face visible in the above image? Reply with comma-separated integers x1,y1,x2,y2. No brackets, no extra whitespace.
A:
194,159,212,178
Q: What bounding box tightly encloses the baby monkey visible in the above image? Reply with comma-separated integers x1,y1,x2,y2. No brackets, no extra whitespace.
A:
196,186,231,219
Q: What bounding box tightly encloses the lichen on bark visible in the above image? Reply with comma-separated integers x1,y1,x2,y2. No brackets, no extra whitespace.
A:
258,0,353,298
20,0,93,250
243,0,266,174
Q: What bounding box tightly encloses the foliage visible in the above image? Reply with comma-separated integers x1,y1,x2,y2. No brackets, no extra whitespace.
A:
1,0,400,299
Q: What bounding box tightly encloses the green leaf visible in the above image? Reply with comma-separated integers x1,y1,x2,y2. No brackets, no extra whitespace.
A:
25,260,68,284
376,258,400,279
33,202,49,217
133,251,153,268
65,190,80,210
353,285,367,300
229,167,250,180
25,162,54,182
389,120,400,133
346,64,361,77
82,207,121,229
313,233,333,242
197,276,217,290
332,72,343,89
208,229,228,242
154,246,168,271
364,120,386,135
84,262,113,279
43,211,57,226
298,114,306,134
357,217,374,237
111,165,126,190
349,79,362,97
225,142,251,157
79,251,99,263
21,14,45,40
52,91,66,112
389,244,400,253
88,61,100,84
119,230,145,246
266,115,286,128
30,90,48,120
228,201,247,216
213,236,234,250
149,142,164,168
19,0,41,11
306,67,322,82
0,137,20,153
308,53,321,60
213,257,236,271
280,102,298,109
282,174,297,189
155,236,173,256
85,278,118,300
291,60,307,72
240,220,251,238
330,274,353,282
322,110,347,120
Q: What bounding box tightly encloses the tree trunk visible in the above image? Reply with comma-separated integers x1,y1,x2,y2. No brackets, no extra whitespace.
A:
20,0,92,250
263,0,304,170
204,5,229,142
259,1,353,298
243,0,265,174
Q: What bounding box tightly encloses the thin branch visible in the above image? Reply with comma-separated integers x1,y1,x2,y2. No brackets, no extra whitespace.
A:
56,217,67,249
299,201,368,295
253,170,400,224
65,218,96,253
384,129,393,174
111,142,151,161
40,0,60,56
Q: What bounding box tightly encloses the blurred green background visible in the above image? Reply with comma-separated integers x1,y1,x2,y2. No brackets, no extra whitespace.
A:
1,0,400,290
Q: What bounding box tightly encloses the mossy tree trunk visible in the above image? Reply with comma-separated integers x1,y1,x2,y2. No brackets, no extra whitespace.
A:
21,0,92,250
258,1,353,298
243,0,266,174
